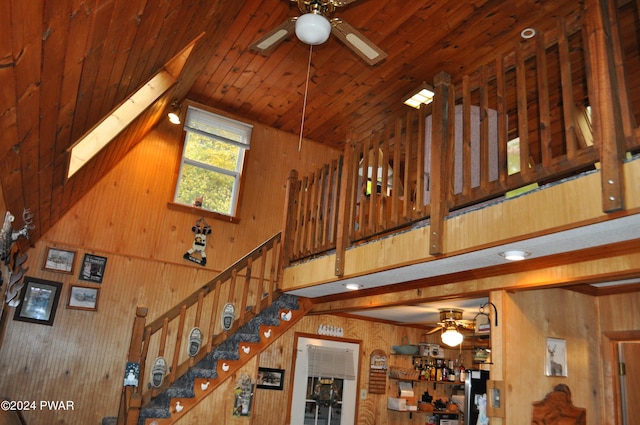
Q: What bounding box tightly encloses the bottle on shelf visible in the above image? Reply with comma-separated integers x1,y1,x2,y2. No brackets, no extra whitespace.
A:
459,360,466,383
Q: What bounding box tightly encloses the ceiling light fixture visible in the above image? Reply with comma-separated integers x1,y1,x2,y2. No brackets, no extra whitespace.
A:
167,102,181,125
500,250,531,261
344,283,363,291
295,13,331,45
521,28,536,39
441,326,464,347
403,83,435,109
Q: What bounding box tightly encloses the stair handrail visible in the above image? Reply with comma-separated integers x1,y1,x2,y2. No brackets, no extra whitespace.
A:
118,232,282,425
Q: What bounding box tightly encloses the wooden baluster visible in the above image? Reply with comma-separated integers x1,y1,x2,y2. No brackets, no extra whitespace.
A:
496,54,509,186
189,292,205,367
256,246,267,314
151,318,170,397
206,279,222,353
281,170,299,268
239,258,252,323
170,305,187,384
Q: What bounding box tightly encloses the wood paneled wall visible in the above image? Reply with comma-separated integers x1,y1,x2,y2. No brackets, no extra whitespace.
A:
0,117,340,425
503,288,602,425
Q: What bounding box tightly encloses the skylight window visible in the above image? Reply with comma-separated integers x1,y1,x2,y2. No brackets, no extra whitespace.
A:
66,35,202,178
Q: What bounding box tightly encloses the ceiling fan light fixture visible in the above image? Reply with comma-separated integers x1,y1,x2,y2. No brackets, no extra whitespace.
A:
441,327,464,347
295,13,331,45
500,250,531,261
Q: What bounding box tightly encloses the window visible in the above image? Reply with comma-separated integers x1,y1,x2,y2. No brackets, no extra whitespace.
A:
174,105,252,218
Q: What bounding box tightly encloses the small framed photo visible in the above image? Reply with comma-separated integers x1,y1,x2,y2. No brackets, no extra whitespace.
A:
67,285,100,311
79,254,107,284
545,337,568,377
42,247,77,274
13,277,63,326
257,367,285,390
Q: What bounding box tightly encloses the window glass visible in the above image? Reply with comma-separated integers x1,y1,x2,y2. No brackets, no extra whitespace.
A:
174,106,252,217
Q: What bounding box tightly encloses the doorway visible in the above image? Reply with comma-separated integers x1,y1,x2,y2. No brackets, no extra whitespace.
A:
289,333,361,425
617,341,640,425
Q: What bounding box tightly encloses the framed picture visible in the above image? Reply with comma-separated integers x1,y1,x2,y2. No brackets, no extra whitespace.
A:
545,337,568,377
42,247,77,274
257,367,285,390
78,254,107,283
66,285,100,311
13,277,63,326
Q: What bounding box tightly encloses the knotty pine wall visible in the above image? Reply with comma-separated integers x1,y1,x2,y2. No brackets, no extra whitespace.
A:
0,116,341,425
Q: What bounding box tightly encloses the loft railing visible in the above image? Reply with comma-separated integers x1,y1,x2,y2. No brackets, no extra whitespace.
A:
118,233,282,424
282,0,640,271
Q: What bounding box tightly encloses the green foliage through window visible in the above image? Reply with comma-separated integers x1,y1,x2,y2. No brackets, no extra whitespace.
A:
174,106,252,216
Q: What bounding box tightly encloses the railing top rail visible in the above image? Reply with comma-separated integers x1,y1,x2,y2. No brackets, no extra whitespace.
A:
145,232,281,334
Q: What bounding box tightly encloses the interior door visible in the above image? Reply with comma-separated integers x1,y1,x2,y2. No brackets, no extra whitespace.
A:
619,341,640,425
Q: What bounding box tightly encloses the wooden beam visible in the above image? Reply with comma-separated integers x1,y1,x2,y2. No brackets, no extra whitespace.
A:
429,72,454,255
584,0,626,212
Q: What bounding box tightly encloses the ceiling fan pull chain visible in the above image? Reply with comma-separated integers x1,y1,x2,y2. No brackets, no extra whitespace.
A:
299,44,313,152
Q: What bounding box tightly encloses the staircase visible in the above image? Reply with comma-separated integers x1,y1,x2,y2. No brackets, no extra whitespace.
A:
138,293,308,425
103,233,312,425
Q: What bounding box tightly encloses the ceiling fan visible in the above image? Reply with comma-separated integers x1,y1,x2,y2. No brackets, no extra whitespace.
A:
425,308,476,347
249,0,388,66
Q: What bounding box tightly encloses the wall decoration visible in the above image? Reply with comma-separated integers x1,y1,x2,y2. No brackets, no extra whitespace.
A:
368,349,387,394
13,277,63,326
232,374,254,416
257,367,285,390
545,337,568,377
123,362,140,387
183,217,211,266
42,247,76,274
1,209,33,310
78,254,107,283
66,285,100,311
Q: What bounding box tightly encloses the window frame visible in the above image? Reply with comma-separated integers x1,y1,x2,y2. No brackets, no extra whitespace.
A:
171,102,252,222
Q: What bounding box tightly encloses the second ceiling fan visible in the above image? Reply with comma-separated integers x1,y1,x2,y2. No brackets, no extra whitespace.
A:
249,0,387,66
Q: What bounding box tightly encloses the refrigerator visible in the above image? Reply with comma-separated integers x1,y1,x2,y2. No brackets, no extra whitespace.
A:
464,370,489,425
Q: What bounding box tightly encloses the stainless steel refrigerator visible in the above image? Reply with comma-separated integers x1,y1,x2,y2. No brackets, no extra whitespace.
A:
463,370,489,425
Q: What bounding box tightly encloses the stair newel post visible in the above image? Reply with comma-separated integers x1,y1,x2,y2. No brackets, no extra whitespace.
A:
120,306,148,425
206,279,222,353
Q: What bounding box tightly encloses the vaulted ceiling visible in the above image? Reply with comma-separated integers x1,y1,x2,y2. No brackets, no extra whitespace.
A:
1,0,584,242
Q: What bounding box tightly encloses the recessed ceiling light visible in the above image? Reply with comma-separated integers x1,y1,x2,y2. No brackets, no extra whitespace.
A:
500,250,531,261
344,283,363,291
521,28,536,39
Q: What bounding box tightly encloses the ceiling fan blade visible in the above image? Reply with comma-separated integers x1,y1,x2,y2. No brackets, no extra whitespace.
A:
425,326,442,335
333,0,361,6
330,18,387,65
249,17,297,55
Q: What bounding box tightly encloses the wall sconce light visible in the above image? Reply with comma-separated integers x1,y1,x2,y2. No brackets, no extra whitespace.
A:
402,83,435,109
500,250,530,261
441,325,464,347
167,101,181,125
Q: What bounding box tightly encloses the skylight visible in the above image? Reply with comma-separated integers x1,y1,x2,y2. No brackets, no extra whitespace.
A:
66,34,202,178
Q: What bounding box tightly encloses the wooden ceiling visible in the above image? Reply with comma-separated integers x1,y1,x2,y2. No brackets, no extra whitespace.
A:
1,0,585,241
